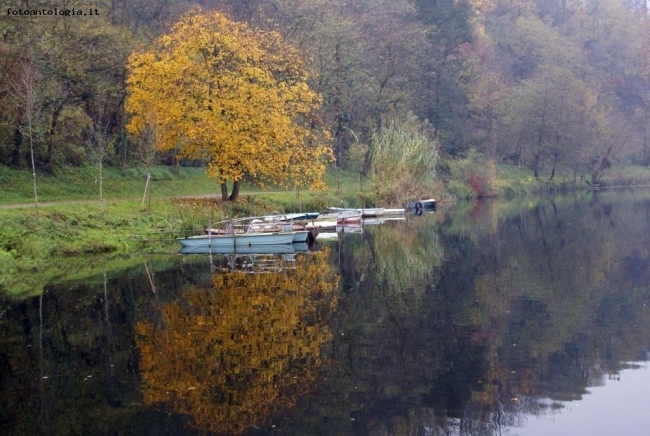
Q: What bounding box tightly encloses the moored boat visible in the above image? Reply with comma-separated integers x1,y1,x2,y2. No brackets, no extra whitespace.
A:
262,212,320,221
336,215,362,225
336,225,363,234
327,207,405,217
407,198,436,210
178,231,295,248
179,241,311,255
327,207,384,217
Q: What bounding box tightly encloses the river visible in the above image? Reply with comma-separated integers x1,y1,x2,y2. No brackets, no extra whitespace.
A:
1,188,649,435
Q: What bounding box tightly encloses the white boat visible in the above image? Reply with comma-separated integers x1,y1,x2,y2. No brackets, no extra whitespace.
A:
262,212,320,221
327,207,384,217
362,216,406,226
327,207,405,217
178,232,295,248
336,225,363,234
315,232,338,240
305,220,338,230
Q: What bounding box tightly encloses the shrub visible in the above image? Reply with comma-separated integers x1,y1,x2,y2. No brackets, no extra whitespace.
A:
369,114,439,206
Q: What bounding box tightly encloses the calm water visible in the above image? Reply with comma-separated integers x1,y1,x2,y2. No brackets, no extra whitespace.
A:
2,189,650,435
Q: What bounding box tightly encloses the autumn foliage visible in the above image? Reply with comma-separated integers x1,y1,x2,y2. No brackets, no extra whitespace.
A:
125,9,333,200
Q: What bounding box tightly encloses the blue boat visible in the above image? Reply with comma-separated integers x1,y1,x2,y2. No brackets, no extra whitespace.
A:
178,231,295,248
179,242,309,255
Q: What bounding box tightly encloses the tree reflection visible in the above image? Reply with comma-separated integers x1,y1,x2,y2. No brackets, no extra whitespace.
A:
298,191,650,435
136,249,339,434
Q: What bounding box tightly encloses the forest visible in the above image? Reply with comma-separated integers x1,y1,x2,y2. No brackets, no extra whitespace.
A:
1,0,649,194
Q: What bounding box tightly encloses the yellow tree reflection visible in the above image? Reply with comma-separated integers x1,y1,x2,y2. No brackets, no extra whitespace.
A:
136,249,339,434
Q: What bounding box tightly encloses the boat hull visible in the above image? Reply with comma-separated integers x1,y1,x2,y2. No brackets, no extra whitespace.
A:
178,232,295,248
407,199,436,210
179,242,310,255
290,230,310,242
327,207,405,217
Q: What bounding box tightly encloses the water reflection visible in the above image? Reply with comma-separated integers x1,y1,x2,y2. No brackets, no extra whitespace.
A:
136,249,339,434
1,189,650,435
302,190,650,435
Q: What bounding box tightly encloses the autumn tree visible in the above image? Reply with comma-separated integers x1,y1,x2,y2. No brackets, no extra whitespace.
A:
126,9,333,201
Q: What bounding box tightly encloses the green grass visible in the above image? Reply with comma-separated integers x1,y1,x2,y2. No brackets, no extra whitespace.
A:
0,165,220,204
0,164,370,205
0,197,217,298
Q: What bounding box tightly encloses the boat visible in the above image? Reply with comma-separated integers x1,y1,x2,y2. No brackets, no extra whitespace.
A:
336,215,362,225
305,220,338,230
262,212,320,221
205,217,310,243
178,231,295,248
327,207,405,217
327,207,384,217
315,232,338,240
291,242,310,252
287,230,310,243
383,208,406,215
179,242,310,255
179,243,295,255
336,225,363,234
362,216,406,226
407,198,436,210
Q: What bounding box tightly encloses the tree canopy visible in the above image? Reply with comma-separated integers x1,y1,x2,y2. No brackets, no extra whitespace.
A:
125,9,332,200
2,0,650,192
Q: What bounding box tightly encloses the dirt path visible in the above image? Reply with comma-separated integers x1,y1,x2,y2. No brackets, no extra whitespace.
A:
0,194,222,210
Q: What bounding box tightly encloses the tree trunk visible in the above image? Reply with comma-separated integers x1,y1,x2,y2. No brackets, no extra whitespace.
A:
549,153,558,181
220,182,229,201
27,104,39,218
45,102,65,172
99,160,104,213
591,145,613,185
12,127,22,167
229,180,240,201
642,128,649,166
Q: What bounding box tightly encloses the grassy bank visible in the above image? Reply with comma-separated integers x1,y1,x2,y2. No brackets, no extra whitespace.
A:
444,160,650,200
0,164,372,299
2,162,650,299
1,166,222,204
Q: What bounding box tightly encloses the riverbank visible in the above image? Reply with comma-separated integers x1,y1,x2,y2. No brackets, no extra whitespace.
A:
2,162,650,299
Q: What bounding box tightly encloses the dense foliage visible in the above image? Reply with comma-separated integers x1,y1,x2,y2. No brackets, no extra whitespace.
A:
1,0,649,187
126,9,333,200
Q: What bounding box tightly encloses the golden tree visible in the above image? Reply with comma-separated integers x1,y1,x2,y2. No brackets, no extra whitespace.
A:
125,9,333,201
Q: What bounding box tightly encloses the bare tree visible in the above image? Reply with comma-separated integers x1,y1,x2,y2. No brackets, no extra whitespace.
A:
86,97,113,214
11,58,41,217
138,123,159,210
